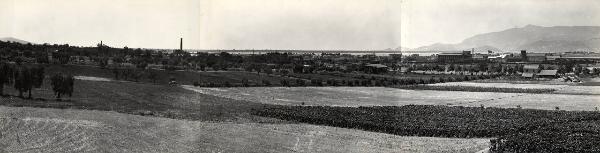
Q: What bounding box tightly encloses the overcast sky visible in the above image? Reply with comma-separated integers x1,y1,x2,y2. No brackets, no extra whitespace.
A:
1,0,599,50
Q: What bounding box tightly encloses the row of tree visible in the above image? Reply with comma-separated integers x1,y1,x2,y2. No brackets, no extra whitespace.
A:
0,62,44,98
0,62,74,99
191,74,497,88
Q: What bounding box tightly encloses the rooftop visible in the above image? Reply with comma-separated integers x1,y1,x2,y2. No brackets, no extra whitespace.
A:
366,64,388,68
523,64,540,69
538,70,558,76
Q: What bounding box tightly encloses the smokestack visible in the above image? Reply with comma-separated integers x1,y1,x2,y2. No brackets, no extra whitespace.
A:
180,38,183,51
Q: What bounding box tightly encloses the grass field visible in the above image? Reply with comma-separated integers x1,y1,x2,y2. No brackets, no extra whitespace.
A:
46,64,291,86
1,76,270,122
431,81,600,95
184,86,600,111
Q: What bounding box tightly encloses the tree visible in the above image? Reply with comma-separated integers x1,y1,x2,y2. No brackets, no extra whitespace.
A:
296,79,305,86
262,80,271,86
28,65,45,98
147,70,158,83
574,65,582,76
582,67,591,76
448,64,455,71
112,68,120,80
51,73,74,100
0,62,13,96
405,67,413,73
557,65,565,74
133,70,143,82
280,79,290,87
264,68,273,75
242,78,250,87
593,68,600,76
13,67,33,98
32,66,45,88
429,77,437,84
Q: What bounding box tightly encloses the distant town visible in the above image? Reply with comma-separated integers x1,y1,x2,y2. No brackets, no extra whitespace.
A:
3,38,598,83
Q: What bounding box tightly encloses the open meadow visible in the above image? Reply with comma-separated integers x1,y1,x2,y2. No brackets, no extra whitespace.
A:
184,85,600,111
47,64,291,86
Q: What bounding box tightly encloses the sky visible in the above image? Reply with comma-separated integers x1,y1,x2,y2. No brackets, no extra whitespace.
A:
401,0,600,49
1,0,599,50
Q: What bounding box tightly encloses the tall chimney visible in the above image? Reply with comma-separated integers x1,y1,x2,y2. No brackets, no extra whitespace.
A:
180,38,183,51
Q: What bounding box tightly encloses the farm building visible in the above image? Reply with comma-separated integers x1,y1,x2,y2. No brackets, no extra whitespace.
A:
546,55,560,61
437,51,472,63
365,64,388,74
537,70,558,78
522,64,540,78
527,53,547,62
472,53,489,61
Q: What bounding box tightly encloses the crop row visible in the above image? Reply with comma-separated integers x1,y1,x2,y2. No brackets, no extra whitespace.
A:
252,105,600,152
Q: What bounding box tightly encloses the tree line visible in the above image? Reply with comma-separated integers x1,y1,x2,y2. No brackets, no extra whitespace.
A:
0,62,74,100
191,73,498,88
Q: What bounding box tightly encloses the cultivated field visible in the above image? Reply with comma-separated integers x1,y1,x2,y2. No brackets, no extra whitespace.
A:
430,81,600,95
0,76,493,152
184,85,600,111
0,106,490,153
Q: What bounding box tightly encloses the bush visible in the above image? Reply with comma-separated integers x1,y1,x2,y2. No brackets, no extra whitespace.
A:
262,80,271,86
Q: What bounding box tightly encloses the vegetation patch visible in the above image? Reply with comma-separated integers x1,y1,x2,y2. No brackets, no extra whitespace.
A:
252,105,600,152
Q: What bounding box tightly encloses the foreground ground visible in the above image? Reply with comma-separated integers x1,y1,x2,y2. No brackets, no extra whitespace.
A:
0,103,490,153
0,76,491,152
2,72,599,152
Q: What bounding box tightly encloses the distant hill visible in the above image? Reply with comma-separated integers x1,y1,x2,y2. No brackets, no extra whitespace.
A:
411,43,457,51
405,25,600,53
394,46,411,51
0,37,31,44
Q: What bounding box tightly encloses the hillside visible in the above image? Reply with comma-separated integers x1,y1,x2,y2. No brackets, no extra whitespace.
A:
0,37,31,44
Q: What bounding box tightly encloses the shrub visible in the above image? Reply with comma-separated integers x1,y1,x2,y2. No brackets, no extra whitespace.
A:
262,80,271,86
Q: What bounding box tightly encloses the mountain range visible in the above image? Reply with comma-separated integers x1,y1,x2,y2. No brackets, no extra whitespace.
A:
402,25,600,53
0,37,31,44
